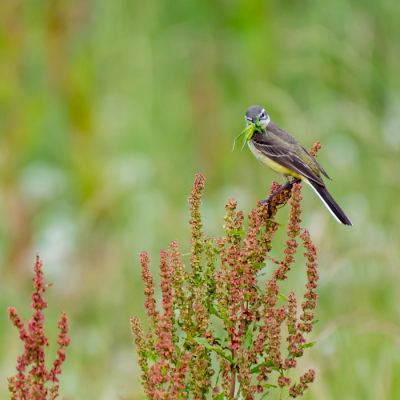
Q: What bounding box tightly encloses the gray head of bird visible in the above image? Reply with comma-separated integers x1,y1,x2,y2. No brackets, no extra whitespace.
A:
245,105,270,129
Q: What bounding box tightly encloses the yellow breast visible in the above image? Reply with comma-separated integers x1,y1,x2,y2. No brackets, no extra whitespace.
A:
247,141,301,179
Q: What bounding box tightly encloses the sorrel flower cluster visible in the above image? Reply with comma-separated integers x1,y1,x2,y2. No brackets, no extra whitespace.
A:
132,168,320,399
7,254,71,400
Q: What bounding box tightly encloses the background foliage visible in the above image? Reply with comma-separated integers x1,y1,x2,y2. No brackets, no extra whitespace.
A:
1,0,399,399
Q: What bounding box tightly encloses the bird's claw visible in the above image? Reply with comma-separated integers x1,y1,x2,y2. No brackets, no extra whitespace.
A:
261,196,271,205
259,179,301,207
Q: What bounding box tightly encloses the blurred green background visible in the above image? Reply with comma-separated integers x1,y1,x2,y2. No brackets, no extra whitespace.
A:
1,0,400,399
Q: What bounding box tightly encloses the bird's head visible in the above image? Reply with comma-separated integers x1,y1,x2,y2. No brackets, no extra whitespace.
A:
232,105,270,151
245,105,270,129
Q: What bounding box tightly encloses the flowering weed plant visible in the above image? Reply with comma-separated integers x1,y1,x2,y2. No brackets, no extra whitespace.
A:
132,145,322,399
7,254,70,400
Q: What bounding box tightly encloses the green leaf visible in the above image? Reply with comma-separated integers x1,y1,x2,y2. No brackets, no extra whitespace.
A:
192,337,233,363
213,304,228,314
277,293,287,301
213,393,225,400
210,304,232,327
216,287,230,297
140,350,159,363
266,219,287,228
213,348,233,363
243,322,255,349
301,341,316,349
228,230,246,236
142,365,149,373
187,229,194,237
311,319,319,325
250,365,262,374
260,392,270,399
215,367,222,386
193,337,213,348
263,384,277,388
253,262,266,269
250,361,274,374
213,248,221,254
210,304,222,320
253,284,264,293
177,337,186,348
192,273,202,284
161,364,167,376
288,325,295,334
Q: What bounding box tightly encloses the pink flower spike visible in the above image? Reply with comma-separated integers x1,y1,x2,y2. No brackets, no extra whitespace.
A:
7,254,71,398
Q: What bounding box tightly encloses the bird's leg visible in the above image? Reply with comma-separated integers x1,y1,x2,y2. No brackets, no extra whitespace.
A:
261,178,301,205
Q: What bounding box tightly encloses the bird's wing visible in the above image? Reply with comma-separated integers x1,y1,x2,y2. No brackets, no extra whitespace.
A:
251,137,325,186
300,146,331,180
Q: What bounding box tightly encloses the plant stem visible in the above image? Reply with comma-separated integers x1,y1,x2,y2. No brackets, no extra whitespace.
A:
230,331,236,399
230,370,236,399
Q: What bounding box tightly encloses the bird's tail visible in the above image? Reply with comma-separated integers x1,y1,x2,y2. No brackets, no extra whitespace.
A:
307,181,353,226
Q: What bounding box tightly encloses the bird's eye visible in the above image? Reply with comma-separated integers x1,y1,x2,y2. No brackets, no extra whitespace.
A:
260,113,265,119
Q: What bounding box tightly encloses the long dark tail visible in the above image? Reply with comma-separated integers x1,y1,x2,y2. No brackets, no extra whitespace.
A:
308,181,353,226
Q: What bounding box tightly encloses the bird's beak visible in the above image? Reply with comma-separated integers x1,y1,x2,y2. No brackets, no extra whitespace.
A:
252,118,257,125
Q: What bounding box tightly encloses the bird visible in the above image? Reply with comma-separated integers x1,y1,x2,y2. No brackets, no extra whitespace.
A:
244,105,353,226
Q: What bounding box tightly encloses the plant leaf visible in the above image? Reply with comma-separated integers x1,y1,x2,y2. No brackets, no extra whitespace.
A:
215,368,222,386
192,337,233,363
213,393,225,400
177,337,186,348
140,350,159,363
210,304,222,319
301,341,316,349
277,293,287,301
243,321,255,349
211,303,231,326
250,361,274,374
192,337,213,348
228,230,246,236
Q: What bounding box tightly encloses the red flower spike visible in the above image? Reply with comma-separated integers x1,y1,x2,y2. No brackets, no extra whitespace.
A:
7,254,70,399
309,141,322,157
132,174,320,399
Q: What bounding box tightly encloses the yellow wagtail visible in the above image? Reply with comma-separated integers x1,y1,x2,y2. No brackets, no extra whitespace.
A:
245,105,352,226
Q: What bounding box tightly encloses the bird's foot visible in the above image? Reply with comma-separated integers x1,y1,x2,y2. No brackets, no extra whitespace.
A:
261,179,301,205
